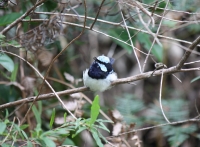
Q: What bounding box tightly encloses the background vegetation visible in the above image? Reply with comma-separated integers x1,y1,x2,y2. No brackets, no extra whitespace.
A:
0,0,200,147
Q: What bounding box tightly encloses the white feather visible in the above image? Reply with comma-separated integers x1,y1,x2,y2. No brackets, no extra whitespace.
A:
83,69,117,92
97,55,110,63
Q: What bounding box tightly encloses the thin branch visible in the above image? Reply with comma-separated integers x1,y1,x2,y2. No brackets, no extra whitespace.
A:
176,35,200,69
142,2,200,15
0,0,45,34
30,12,200,47
135,7,161,46
159,70,170,123
142,0,169,72
112,118,200,137
119,4,142,73
90,0,106,30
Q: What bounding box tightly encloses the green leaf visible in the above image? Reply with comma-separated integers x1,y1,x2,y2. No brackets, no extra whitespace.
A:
96,119,113,123
0,70,11,80
91,128,104,147
163,20,177,27
191,76,200,83
169,134,188,147
5,109,9,119
0,13,22,26
0,122,7,134
42,137,56,147
55,128,70,135
7,40,21,48
43,1,58,11
137,33,163,61
0,34,6,40
1,143,10,147
74,118,82,129
62,138,76,146
21,130,28,140
0,53,14,72
32,105,41,125
27,141,33,147
96,122,110,132
10,64,18,81
72,126,87,138
97,130,108,144
162,124,197,147
64,112,67,123
108,28,135,54
38,101,42,114
20,124,29,130
90,95,100,126
49,108,56,129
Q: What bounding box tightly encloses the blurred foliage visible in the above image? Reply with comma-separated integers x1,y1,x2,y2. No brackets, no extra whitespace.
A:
0,96,112,147
0,0,200,146
115,94,198,146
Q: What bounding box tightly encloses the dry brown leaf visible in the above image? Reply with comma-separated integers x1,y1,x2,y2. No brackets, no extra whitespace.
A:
64,72,75,83
113,122,123,136
37,49,54,67
21,76,35,96
70,93,82,99
55,117,65,125
112,109,123,121
64,101,77,111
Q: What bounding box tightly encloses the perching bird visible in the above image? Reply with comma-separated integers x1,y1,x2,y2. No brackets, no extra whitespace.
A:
83,55,117,92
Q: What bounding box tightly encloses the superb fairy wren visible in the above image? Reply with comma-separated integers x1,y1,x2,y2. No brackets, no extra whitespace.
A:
83,55,117,92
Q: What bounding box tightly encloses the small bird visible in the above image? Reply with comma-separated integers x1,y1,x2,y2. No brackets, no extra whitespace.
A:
83,55,117,92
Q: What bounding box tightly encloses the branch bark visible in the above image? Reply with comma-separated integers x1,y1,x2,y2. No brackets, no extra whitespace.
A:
176,35,200,69
1,66,200,110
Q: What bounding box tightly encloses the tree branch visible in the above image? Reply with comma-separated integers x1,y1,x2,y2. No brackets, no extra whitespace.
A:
90,0,105,30
176,35,200,69
0,0,46,34
1,66,200,110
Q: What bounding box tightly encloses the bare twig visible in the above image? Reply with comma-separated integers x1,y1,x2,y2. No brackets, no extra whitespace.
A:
0,0,45,34
142,0,169,72
90,0,106,30
119,4,142,73
28,12,200,47
159,70,170,123
110,118,200,137
176,36,200,69
136,7,161,46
